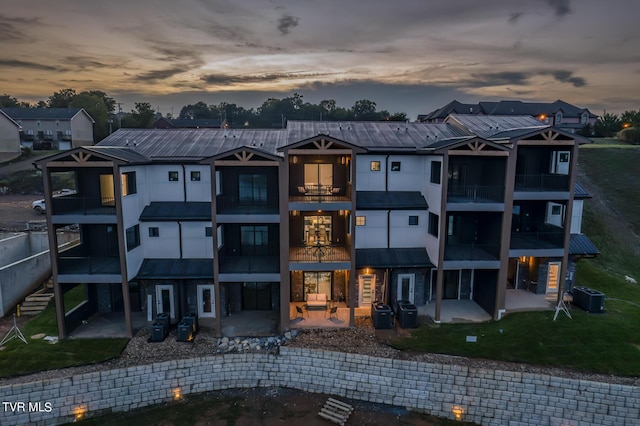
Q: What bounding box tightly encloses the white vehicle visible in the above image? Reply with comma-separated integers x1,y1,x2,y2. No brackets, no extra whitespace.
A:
32,199,46,214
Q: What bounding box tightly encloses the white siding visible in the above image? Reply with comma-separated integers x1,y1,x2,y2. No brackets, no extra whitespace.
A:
387,155,424,191
354,211,387,248
142,223,180,258
181,222,214,258
0,114,20,153
146,165,185,202
422,156,443,213
571,200,583,233
185,165,211,202
389,210,427,248
356,155,386,191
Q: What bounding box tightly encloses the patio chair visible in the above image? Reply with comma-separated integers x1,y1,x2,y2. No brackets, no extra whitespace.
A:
326,306,338,319
295,305,307,319
331,187,340,194
298,186,307,195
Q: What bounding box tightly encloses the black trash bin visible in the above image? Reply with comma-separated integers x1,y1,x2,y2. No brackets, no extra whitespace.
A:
176,321,193,342
156,312,170,336
372,302,393,329
182,312,198,333
396,301,418,328
573,286,605,313
150,322,165,342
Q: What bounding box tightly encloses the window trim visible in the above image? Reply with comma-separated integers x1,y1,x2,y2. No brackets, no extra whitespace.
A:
205,226,213,237
168,171,179,182
356,216,366,226
370,161,381,172
391,161,401,172
190,171,201,181
408,215,419,226
428,213,439,237
149,227,159,237
430,161,442,184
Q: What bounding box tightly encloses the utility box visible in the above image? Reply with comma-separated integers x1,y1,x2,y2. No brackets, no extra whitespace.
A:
182,312,198,333
396,300,418,328
572,286,605,313
150,322,165,342
176,321,193,342
372,302,393,329
156,312,170,336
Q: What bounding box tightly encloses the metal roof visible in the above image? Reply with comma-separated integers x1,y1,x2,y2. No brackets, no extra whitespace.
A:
285,121,473,150
356,191,428,210
135,258,213,279
156,118,224,128
85,146,151,164
1,107,93,121
447,115,548,139
569,234,599,257
139,202,211,221
356,248,433,268
574,183,591,199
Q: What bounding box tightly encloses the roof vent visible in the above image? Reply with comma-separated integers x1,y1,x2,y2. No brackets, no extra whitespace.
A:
125,139,129,146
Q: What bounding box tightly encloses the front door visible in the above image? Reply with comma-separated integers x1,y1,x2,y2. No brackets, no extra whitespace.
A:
547,262,560,296
358,274,376,307
156,285,175,321
197,284,216,318
397,274,415,303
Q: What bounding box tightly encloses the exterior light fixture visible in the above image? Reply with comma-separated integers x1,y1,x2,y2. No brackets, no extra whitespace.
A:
340,156,346,165
292,156,298,164
173,388,182,400
452,405,464,421
73,405,87,422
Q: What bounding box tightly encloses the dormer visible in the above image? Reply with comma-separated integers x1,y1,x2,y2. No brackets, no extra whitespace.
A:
554,111,563,125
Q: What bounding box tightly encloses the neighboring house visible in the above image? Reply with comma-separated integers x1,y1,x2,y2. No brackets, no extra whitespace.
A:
36,117,597,338
0,109,21,155
0,108,95,150
421,100,598,134
153,117,226,129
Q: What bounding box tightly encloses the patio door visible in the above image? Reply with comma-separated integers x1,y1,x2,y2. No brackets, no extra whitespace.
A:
197,284,215,318
358,274,376,307
547,262,560,296
304,272,331,300
397,274,415,303
304,163,333,191
304,216,332,246
156,285,175,321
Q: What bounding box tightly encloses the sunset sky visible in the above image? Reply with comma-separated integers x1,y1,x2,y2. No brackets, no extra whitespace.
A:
1,0,639,119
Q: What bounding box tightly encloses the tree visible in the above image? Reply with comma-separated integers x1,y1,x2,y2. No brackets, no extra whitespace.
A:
179,101,215,120
594,111,622,137
352,99,378,119
47,88,77,108
620,110,640,129
0,94,30,108
69,92,110,142
86,90,116,114
124,102,156,128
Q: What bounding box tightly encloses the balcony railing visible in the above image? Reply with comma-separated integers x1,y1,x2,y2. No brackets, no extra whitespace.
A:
289,244,351,263
444,243,500,261
58,257,121,275
51,197,116,215
510,232,564,250
289,183,350,203
447,185,504,203
219,256,280,273
515,174,569,192
216,196,279,215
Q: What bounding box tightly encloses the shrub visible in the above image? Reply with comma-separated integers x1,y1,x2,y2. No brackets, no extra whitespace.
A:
617,127,640,144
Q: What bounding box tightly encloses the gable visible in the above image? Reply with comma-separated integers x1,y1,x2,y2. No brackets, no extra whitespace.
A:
201,146,282,165
279,134,366,154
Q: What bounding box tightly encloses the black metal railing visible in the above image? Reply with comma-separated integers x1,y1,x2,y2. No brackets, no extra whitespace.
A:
447,185,504,203
444,243,501,261
58,257,121,275
218,256,280,273
515,174,569,192
290,183,350,202
51,197,117,215
216,196,279,214
510,232,564,250
289,244,351,262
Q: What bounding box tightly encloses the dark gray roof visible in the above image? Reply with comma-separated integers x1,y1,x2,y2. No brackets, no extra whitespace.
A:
98,128,286,160
156,118,224,128
356,248,433,268
422,100,481,121
1,107,91,121
569,234,599,256
135,258,213,279
574,183,591,199
447,115,548,139
424,100,597,120
285,121,473,151
356,191,427,210
85,146,151,164
139,202,211,221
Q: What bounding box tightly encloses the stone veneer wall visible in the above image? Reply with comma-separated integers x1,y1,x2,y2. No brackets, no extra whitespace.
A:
0,347,638,425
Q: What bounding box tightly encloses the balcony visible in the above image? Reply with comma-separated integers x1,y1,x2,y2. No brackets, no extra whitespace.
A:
510,232,564,250
289,244,350,263
447,185,504,203
289,184,351,203
216,196,279,215
444,243,500,261
219,256,280,274
58,257,121,275
515,174,569,192
51,196,117,216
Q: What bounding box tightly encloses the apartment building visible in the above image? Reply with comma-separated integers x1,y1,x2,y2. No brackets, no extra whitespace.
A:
36,117,597,338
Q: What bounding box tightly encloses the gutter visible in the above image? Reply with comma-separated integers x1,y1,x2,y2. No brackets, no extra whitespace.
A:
181,165,187,202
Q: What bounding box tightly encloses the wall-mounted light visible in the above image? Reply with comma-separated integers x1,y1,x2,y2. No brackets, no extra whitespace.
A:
340,156,346,165
173,388,182,400
520,256,528,263
73,405,87,422
452,405,464,421
292,155,298,164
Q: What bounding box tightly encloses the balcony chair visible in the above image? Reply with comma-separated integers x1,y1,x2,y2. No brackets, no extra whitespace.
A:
298,186,307,195
331,187,340,195
326,305,338,319
295,305,307,319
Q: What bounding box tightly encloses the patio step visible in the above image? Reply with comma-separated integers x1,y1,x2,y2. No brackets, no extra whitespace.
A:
20,292,54,316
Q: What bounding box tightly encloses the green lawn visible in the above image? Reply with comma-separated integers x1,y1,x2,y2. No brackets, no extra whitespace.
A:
392,146,640,377
0,303,127,379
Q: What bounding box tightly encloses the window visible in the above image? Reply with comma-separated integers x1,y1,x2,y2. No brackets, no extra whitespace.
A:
428,213,439,237
239,174,267,204
121,172,136,196
168,171,179,181
190,171,201,181
205,226,213,237
215,171,221,195
555,112,562,124
581,113,588,124
391,161,401,171
430,161,441,184
126,225,140,251
356,216,366,226
149,227,159,237
241,225,269,255
217,226,223,249
551,205,562,215
409,215,419,226
370,161,381,171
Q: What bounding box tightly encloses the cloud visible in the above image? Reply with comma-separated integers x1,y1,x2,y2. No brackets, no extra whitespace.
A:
0,14,40,42
64,56,113,71
277,14,299,35
544,70,586,87
546,0,572,18
460,69,586,88
201,71,336,85
508,12,524,24
135,66,189,82
0,59,63,72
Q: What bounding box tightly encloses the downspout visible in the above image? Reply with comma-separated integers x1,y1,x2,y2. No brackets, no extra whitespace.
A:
387,210,390,248
181,164,187,202
385,154,390,191
178,221,183,259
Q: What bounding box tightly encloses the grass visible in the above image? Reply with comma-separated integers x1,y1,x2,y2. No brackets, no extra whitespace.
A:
392,145,640,377
0,303,127,379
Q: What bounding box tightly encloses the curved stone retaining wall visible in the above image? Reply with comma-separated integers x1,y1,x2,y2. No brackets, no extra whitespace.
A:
0,347,638,425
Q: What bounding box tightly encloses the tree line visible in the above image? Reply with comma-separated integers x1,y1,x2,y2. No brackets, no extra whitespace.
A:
0,90,408,143
591,110,640,143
